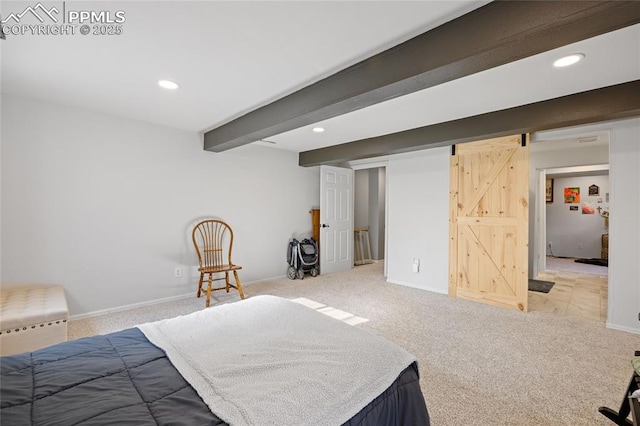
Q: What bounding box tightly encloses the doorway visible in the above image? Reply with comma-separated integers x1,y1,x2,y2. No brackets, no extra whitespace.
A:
544,167,609,272
529,130,610,322
353,165,387,275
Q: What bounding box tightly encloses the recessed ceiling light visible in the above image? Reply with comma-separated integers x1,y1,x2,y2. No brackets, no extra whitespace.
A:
312,127,325,133
553,53,585,68
158,79,180,90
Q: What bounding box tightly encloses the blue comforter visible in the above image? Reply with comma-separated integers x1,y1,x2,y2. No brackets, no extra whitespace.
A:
1,328,224,425
0,328,429,425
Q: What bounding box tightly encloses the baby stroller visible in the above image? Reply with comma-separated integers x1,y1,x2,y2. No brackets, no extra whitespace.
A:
287,238,319,279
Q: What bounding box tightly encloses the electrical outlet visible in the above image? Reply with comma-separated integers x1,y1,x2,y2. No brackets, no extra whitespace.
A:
174,267,182,278
412,258,420,273
548,241,553,247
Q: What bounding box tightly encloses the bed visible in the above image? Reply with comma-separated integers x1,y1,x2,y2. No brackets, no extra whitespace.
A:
1,295,429,425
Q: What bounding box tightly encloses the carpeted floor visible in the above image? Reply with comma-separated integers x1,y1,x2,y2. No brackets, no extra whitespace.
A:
69,263,639,425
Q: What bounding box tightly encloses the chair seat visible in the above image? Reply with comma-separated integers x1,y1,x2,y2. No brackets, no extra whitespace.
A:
199,264,242,274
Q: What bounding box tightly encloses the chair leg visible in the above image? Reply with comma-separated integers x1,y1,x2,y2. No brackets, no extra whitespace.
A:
206,273,213,307
225,272,230,293
234,270,245,299
197,273,204,298
599,373,639,425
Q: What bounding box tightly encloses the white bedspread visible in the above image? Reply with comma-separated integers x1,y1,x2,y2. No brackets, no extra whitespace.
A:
138,295,416,426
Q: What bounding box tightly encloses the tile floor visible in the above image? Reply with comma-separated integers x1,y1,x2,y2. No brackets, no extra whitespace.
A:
529,257,608,322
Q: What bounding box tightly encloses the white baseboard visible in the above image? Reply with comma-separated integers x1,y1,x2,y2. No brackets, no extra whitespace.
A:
386,278,447,295
606,322,640,335
354,259,383,265
69,275,287,320
70,293,193,320
245,275,286,285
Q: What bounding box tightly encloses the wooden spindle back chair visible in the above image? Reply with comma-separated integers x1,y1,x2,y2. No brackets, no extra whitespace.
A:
192,219,245,307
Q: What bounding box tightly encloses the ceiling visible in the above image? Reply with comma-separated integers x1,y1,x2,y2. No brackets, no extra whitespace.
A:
1,1,487,131
2,1,639,155
546,168,609,179
270,24,640,152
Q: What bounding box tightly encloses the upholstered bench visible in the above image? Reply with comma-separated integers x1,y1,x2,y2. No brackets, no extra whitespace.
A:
0,285,69,356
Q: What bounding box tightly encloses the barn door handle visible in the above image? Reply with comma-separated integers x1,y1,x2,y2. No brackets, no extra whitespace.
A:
321,224,330,228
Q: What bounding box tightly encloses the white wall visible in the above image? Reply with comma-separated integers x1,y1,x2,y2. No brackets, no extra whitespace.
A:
354,170,369,228
385,147,450,294
1,96,319,316
371,168,385,260
4,96,638,333
546,175,609,258
608,118,640,334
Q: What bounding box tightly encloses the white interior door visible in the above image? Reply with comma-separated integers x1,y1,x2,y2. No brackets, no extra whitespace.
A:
320,165,353,274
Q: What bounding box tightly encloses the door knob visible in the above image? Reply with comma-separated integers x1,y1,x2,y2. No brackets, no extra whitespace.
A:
321,224,330,228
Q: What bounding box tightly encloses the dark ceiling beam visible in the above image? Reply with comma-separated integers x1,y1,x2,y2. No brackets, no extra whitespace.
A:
204,1,640,152
298,80,640,167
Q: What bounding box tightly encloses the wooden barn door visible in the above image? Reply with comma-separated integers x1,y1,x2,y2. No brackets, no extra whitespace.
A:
449,135,529,312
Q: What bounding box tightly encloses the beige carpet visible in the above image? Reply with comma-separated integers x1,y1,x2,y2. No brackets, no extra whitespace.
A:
69,263,639,425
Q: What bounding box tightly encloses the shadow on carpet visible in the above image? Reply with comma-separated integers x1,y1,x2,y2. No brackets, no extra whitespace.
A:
575,258,608,267
529,279,555,293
